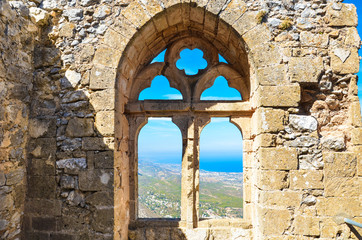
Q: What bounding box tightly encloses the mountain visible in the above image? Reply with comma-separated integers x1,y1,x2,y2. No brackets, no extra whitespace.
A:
138,160,243,219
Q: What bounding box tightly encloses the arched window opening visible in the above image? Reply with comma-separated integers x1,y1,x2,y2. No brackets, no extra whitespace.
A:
138,118,182,218
218,54,228,63
200,76,242,101
138,75,183,100
199,118,243,218
151,49,166,63
176,48,207,75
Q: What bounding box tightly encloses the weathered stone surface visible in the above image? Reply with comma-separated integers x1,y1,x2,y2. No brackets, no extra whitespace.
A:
85,191,113,206
258,85,300,107
289,115,318,132
293,216,320,236
60,176,76,189
91,208,114,233
32,217,56,231
259,191,301,207
89,89,115,111
252,108,287,135
289,56,323,83
321,135,345,151
256,64,287,86
29,118,55,138
63,9,83,22
300,31,329,48
29,7,49,26
65,69,81,88
349,101,362,127
56,158,87,171
256,170,289,190
65,118,94,137
324,152,357,178
79,170,113,191
351,128,362,145
259,208,291,235
258,147,298,170
95,111,114,136
316,197,361,216
27,176,56,199
93,46,122,68
25,199,62,216
88,151,113,169
325,3,358,27
0,171,5,186
59,22,76,38
6,169,24,186
290,170,324,189
28,138,56,159
330,47,359,74
89,65,117,90
325,176,359,197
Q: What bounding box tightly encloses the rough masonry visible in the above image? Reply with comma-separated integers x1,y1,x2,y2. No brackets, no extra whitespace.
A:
0,0,361,239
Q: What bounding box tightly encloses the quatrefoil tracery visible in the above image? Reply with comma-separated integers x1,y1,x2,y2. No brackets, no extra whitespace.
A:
128,37,250,103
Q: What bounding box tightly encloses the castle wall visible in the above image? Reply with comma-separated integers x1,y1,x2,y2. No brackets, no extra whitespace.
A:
0,1,37,239
0,0,361,239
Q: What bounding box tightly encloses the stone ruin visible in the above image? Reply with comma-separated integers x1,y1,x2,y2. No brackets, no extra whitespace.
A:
0,0,361,239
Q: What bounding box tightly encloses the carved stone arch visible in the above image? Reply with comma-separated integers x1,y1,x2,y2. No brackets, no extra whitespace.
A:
193,63,250,101
112,2,276,240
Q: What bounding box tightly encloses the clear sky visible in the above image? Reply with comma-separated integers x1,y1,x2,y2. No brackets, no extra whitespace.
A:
138,3,362,172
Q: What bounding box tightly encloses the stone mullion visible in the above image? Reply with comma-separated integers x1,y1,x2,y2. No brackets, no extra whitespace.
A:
193,116,211,227
173,116,195,228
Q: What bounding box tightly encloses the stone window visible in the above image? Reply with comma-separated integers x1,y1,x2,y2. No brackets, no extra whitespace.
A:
124,36,251,229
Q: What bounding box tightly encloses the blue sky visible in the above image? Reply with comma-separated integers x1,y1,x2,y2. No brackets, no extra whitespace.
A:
138,4,362,172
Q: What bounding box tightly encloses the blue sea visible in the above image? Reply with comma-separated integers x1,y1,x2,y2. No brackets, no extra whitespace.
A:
139,153,243,173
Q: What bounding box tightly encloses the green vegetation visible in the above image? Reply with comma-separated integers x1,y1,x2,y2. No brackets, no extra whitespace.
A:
138,160,243,219
256,10,267,24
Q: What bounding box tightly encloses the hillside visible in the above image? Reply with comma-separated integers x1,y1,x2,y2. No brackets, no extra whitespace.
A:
138,160,243,219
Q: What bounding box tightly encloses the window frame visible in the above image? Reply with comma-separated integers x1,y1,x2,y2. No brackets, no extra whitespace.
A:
125,37,253,229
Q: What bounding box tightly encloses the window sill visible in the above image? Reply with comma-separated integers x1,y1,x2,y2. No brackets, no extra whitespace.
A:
130,218,252,229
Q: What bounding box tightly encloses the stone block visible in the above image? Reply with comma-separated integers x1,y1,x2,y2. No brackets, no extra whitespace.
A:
28,138,56,159
300,31,329,48
25,199,62,216
289,56,323,83
88,151,113,169
250,43,282,68
232,10,258,36
60,176,76,189
79,169,113,191
65,118,94,137
50,233,76,240
349,101,362,127
82,137,114,151
256,170,289,190
27,176,56,199
324,152,357,178
258,207,291,235
256,64,287,86
258,147,298,170
89,89,115,111
254,134,276,149
89,64,117,90
330,47,359,74
0,171,5,186
6,169,24,186
325,3,357,27
351,128,362,145
243,24,272,48
258,84,300,107
290,170,324,190
252,108,287,135
325,176,359,197
93,46,122,68
32,217,56,231
95,111,114,136
85,191,113,207
289,115,318,132
91,208,114,233
259,191,302,207
59,22,75,38
29,118,56,138
293,215,320,236
353,146,362,176
316,197,361,216
122,1,150,28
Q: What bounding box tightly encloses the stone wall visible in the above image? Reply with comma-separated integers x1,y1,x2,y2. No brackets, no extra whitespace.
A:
0,0,361,239
0,1,37,239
